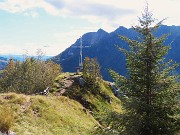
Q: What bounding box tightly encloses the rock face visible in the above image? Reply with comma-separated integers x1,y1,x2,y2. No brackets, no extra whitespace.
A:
76,77,86,87
51,25,180,81
55,75,75,96
55,73,89,96
108,82,120,97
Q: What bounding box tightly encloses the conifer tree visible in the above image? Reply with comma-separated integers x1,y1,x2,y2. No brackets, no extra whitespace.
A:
110,6,180,135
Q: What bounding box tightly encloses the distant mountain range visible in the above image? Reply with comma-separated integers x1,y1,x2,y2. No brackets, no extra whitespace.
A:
0,56,8,70
0,55,52,70
53,25,180,81
0,55,52,61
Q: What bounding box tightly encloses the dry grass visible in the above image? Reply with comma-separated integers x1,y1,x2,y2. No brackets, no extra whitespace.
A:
0,106,14,133
0,93,98,135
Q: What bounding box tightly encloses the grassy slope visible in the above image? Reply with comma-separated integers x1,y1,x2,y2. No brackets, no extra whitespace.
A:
0,73,123,134
54,73,122,112
0,93,98,135
56,73,123,127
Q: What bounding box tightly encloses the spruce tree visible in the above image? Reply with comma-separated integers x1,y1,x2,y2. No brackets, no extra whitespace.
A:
110,6,180,135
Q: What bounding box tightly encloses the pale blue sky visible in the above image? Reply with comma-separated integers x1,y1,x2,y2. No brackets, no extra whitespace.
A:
0,0,179,56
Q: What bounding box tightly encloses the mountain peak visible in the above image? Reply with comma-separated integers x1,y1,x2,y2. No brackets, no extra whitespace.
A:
51,25,180,81
97,28,107,34
113,26,128,33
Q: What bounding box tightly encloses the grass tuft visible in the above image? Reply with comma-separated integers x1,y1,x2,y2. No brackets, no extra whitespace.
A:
0,106,14,133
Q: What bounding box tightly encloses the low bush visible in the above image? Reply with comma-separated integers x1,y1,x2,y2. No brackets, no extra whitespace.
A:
0,106,14,133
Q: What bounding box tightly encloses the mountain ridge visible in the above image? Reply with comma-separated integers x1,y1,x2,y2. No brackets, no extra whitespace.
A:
52,25,180,81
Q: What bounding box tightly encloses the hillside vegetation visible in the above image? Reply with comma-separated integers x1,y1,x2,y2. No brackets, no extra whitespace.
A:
0,72,123,134
0,93,98,135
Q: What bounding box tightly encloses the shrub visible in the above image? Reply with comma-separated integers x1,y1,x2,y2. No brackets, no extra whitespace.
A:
0,106,14,133
1,58,62,94
83,57,101,84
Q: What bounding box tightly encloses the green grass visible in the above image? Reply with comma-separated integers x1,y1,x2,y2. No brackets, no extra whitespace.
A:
64,78,123,112
0,73,124,134
63,77,123,129
0,93,98,135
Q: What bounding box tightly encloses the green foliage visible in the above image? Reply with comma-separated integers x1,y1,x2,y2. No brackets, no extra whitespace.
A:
62,74,123,134
0,58,62,94
83,57,102,84
0,106,14,133
111,6,180,135
93,107,125,135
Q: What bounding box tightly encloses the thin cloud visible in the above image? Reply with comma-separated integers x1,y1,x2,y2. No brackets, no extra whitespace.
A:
45,0,65,9
0,0,135,25
0,0,60,15
23,11,39,18
68,3,135,20
0,0,179,56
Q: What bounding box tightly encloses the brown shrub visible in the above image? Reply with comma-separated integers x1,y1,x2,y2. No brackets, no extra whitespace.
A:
0,106,14,133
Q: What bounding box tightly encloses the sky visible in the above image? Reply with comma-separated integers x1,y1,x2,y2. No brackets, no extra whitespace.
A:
0,0,179,56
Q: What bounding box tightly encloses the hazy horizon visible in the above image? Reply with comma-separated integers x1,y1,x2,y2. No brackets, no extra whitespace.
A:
0,0,180,56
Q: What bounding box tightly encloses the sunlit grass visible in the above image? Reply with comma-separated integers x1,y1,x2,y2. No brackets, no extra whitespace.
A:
0,93,98,135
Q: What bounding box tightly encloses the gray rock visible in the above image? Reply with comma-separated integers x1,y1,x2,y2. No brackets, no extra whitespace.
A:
76,77,86,86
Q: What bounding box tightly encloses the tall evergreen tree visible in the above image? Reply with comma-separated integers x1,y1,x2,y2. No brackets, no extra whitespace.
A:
110,6,180,135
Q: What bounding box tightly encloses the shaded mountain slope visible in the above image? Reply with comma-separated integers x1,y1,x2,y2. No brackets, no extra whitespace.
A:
52,25,180,81
0,56,8,70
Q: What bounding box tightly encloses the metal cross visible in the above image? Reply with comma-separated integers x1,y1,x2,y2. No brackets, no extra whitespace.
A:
72,36,91,68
